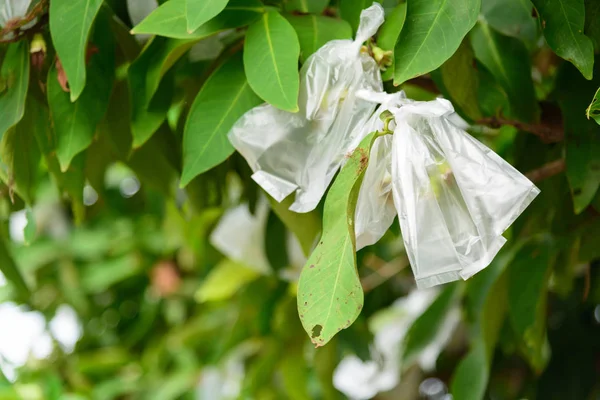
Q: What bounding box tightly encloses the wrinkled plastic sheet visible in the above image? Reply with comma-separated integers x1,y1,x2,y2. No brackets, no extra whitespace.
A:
388,98,540,288
229,3,384,213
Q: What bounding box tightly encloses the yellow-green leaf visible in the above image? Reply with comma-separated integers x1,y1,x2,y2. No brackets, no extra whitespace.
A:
186,0,229,33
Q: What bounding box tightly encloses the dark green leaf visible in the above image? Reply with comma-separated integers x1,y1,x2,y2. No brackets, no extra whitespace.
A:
378,2,406,81
0,42,29,142
186,0,229,33
0,99,41,205
482,0,537,44
181,52,261,186
471,21,539,122
508,238,553,372
244,11,300,111
450,340,488,400
393,0,480,85
285,0,329,14
267,194,321,256
128,37,196,147
0,230,29,296
437,40,482,120
297,132,377,347
586,87,600,125
48,12,115,171
286,15,353,63
532,0,594,80
340,0,372,34
403,284,460,365
49,0,104,101
555,59,600,213
132,0,263,39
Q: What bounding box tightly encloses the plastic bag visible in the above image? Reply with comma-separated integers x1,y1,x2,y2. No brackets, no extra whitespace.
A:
390,98,540,288
353,90,407,250
228,3,384,213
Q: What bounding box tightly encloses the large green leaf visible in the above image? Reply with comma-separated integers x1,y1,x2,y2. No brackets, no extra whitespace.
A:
482,0,537,44
186,0,229,33
297,132,377,347
48,12,115,171
0,231,29,297
471,21,539,122
128,37,196,147
285,15,352,63
532,0,594,80
132,0,263,39
244,11,300,112
437,40,482,120
378,2,407,81
181,53,261,186
195,260,260,303
0,42,29,142
285,0,329,14
556,59,600,214
49,0,104,102
393,0,480,85
403,284,460,365
0,99,41,205
586,87,600,125
508,239,553,372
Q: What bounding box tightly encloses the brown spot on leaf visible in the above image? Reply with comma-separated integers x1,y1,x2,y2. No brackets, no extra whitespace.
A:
309,264,315,268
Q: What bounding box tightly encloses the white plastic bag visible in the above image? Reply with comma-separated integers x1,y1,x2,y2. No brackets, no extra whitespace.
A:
353,90,407,250
228,3,384,213
390,98,540,288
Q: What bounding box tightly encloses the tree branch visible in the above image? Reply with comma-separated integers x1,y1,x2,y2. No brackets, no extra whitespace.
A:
525,159,566,183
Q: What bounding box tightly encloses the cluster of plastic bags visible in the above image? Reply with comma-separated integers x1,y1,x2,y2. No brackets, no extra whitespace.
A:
227,3,540,288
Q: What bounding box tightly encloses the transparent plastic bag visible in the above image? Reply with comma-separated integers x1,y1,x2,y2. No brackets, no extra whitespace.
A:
390,98,540,288
228,3,384,213
353,90,407,250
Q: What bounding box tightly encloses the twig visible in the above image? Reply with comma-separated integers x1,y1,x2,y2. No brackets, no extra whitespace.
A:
361,254,409,292
525,159,566,183
477,115,563,143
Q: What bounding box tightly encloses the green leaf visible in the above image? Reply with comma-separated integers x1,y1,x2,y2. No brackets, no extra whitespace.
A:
128,37,196,147
340,0,372,34
285,0,329,14
403,284,460,365
437,40,482,120
285,15,353,63
186,0,229,33
393,0,480,85
48,12,116,171
378,2,407,81
532,0,594,80
81,254,143,293
586,87,600,125
482,0,538,44
0,99,41,205
0,230,29,297
244,11,300,112
508,239,553,372
132,0,263,39
297,132,377,347
195,259,260,302
49,0,104,102
471,21,539,122
23,209,36,245
450,340,488,400
0,42,29,142
267,194,321,256
181,53,261,186
556,59,600,213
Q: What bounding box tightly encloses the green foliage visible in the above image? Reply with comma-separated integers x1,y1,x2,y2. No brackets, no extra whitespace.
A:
1,0,600,398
